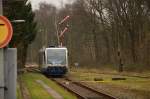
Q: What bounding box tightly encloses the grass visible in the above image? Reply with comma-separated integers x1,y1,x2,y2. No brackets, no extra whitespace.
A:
21,73,53,99
70,67,150,98
71,64,150,76
109,77,150,91
21,72,77,99
17,84,22,99
70,67,150,92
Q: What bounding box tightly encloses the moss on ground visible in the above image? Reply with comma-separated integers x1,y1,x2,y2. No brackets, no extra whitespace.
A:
21,72,76,99
21,73,53,99
17,84,22,99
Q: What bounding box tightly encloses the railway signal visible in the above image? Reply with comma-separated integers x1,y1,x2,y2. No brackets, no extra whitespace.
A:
59,27,68,38
58,15,70,25
57,15,70,47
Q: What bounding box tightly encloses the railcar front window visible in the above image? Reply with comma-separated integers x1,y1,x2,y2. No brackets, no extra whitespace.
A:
47,49,66,65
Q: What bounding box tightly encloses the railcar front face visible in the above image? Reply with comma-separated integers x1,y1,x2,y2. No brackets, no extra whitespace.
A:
45,48,68,76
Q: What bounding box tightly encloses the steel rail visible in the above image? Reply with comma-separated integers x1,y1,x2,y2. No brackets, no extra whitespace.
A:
65,78,116,99
51,78,117,99
51,78,86,99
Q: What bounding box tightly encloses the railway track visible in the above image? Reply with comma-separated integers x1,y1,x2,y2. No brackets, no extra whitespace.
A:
51,77,116,99
25,66,150,79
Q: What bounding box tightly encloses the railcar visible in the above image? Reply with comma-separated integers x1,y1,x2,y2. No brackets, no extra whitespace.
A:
39,47,68,76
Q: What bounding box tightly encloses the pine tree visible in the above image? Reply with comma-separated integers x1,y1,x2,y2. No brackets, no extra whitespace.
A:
4,1,37,69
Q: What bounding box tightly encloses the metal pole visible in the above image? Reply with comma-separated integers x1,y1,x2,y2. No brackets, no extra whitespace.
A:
4,48,17,99
0,0,2,14
0,0,4,99
54,16,60,46
0,49,4,99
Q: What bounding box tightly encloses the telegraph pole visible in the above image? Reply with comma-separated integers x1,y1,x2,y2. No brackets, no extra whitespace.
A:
0,0,4,99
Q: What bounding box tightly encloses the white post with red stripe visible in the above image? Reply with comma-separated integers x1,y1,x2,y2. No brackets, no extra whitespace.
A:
58,15,70,25
58,15,70,47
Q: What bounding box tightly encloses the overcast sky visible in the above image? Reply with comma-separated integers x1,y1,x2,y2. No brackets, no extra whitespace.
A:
29,0,75,10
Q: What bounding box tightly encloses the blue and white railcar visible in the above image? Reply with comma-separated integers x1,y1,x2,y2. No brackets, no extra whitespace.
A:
40,47,68,76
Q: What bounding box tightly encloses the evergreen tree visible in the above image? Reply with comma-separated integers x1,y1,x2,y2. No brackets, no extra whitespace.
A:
4,1,37,69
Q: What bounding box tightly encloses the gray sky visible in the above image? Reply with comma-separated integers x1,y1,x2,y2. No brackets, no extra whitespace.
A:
29,0,75,10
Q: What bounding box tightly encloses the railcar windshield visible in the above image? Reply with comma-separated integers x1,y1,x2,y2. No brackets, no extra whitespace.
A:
46,49,67,65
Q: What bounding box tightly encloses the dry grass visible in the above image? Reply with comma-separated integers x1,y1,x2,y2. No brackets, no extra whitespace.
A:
70,67,150,99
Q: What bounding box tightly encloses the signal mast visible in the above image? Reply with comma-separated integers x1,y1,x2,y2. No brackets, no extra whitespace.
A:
56,15,70,47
